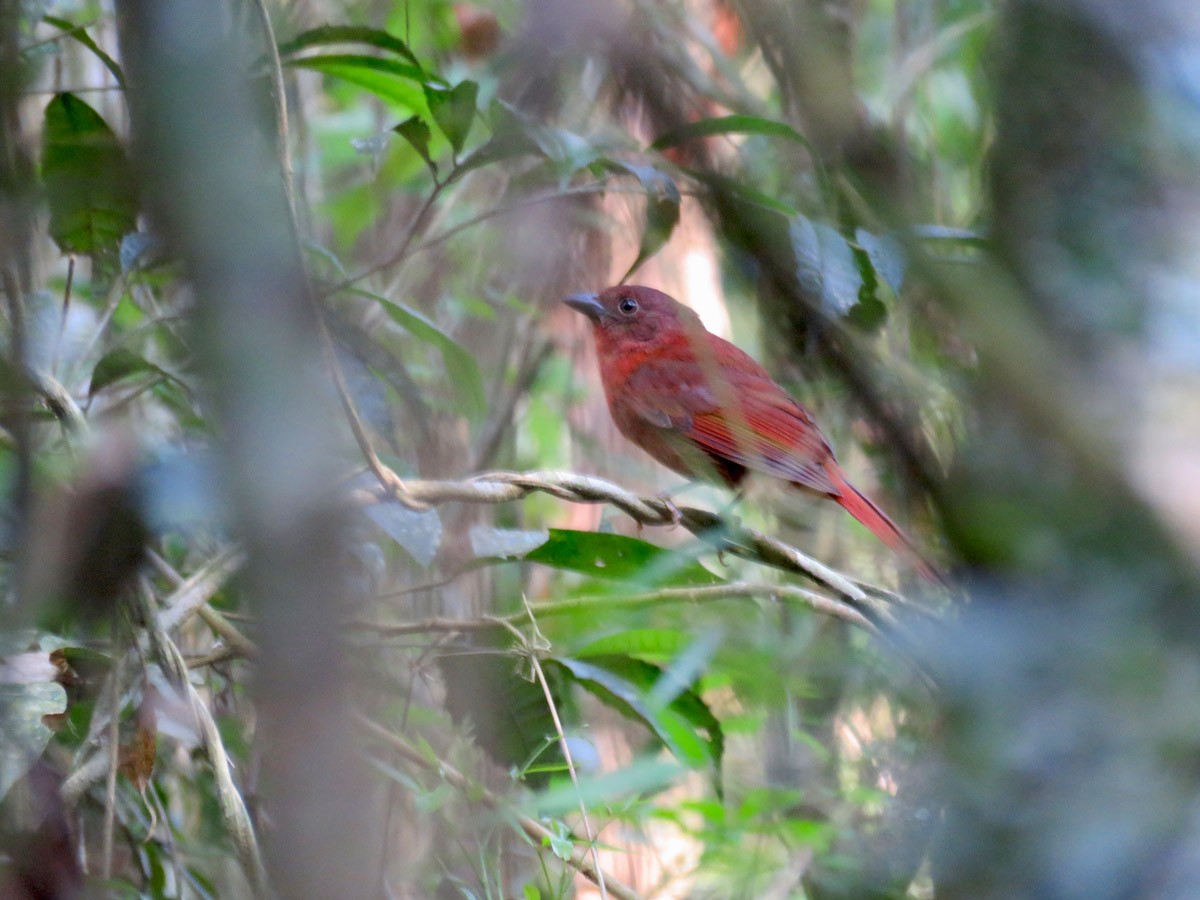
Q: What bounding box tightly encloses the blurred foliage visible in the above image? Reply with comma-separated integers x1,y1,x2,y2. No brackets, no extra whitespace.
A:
3,0,1200,898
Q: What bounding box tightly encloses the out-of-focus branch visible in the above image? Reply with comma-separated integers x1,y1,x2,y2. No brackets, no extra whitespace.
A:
115,2,372,897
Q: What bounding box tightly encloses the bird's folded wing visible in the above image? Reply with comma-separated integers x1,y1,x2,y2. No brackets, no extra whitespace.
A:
623,361,838,495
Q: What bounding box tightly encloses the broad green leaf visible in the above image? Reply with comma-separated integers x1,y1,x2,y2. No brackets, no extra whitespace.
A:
789,214,863,318
41,93,137,288
354,289,486,422
43,16,126,89
651,114,815,154
88,348,187,400
276,24,423,72
425,80,479,157
285,55,426,113
437,641,571,787
393,116,436,176
521,529,722,588
572,628,692,661
550,654,723,774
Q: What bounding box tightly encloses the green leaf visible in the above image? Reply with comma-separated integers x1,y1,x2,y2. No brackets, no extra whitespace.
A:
572,628,692,661
43,16,126,89
530,757,681,817
521,530,722,588
789,214,863,318
605,161,681,280
855,228,907,296
285,55,426,112
550,655,723,774
276,24,424,72
425,80,479,157
88,348,186,400
437,641,570,787
684,167,797,216
41,93,138,288
393,116,436,176
651,114,815,154
353,289,486,422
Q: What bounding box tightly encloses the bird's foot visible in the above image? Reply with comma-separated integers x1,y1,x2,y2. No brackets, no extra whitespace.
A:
653,492,683,528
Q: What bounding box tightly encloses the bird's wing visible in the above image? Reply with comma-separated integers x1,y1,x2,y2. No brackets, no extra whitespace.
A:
621,359,839,495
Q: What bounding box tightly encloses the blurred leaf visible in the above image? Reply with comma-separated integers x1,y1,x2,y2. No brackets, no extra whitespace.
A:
362,501,442,567
276,24,424,72
119,230,168,273
519,529,722,588
469,525,549,559
354,289,486,422
685,167,797,216
651,114,815,154
425,80,478,157
530,756,682,817
393,116,436,176
550,654,723,773
572,628,691,661
848,239,888,332
41,93,138,287
88,348,185,400
528,125,600,180
286,55,426,112
43,15,126,89
855,228,907,296
544,822,573,861
0,644,68,802
438,641,570,787
605,161,681,279
789,214,863,318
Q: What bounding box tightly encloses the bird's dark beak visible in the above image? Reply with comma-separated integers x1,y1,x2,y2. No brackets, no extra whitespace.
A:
563,292,606,322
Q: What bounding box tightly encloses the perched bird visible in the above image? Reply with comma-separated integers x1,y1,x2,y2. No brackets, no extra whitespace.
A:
565,284,937,580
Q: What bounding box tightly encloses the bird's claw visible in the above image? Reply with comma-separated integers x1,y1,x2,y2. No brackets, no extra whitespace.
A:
654,493,683,528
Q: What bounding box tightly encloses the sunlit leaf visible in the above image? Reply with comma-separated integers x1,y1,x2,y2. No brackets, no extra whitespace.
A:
41,93,138,288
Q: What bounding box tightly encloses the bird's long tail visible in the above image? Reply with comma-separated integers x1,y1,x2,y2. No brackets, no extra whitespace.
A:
826,466,943,585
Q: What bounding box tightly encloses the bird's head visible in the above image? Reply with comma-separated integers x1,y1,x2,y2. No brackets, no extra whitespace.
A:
563,285,703,348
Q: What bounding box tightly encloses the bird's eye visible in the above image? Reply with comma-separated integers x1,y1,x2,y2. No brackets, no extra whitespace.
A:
618,297,638,315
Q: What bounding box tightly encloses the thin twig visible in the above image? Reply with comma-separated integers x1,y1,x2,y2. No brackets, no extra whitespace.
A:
356,714,643,900
50,254,74,376
521,599,608,900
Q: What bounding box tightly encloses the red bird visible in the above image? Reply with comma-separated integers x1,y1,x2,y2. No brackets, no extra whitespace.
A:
565,284,936,580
